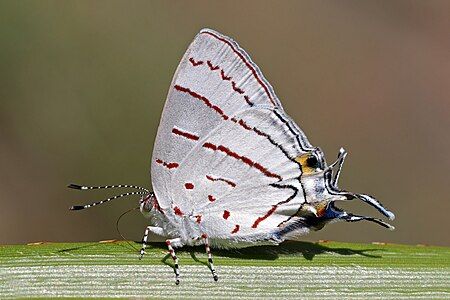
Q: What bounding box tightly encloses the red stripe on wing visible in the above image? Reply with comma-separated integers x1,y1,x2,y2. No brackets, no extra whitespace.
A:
230,117,272,140
231,81,244,94
244,95,252,106
189,56,254,106
190,55,234,93
189,57,204,66
172,127,199,141
207,60,219,71
206,175,236,188
251,205,277,228
155,159,179,170
203,142,217,150
201,31,276,106
231,224,240,234
230,118,252,130
174,85,229,120
252,185,298,228
202,142,282,180
220,69,231,81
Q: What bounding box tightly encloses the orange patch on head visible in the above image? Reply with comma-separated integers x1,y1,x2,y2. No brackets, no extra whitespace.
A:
314,202,328,217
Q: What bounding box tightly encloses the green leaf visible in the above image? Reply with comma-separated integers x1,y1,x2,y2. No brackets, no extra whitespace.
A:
1,241,449,298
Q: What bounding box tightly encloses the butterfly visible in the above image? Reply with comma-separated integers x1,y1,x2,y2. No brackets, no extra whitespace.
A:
69,28,395,285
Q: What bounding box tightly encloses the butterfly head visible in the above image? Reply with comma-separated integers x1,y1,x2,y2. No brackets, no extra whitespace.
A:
296,148,395,231
139,192,157,218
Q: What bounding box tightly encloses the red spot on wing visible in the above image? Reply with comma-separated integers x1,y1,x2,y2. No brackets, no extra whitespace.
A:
202,142,282,180
155,159,179,170
195,215,202,223
184,183,194,190
172,127,199,141
223,210,230,220
201,31,276,106
231,224,240,234
189,57,204,66
206,175,237,188
208,195,216,202
174,85,228,120
173,206,183,216
207,60,219,71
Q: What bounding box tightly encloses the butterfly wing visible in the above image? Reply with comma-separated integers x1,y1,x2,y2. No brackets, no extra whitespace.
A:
168,106,314,242
152,29,314,227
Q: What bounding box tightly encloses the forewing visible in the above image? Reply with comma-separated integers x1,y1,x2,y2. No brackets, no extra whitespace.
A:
152,28,313,211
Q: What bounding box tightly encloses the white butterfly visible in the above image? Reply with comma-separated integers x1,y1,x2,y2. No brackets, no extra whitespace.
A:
70,29,395,284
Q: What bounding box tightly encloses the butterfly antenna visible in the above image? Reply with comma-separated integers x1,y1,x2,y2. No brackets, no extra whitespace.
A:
116,206,140,251
70,191,147,210
68,183,150,193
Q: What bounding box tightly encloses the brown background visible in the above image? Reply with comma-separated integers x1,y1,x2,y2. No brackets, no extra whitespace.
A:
1,1,449,246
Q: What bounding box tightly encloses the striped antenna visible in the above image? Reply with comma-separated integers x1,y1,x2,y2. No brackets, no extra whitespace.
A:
68,183,150,193
70,191,147,211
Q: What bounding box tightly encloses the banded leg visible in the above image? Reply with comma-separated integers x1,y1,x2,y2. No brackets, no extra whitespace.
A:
343,214,395,230
166,238,182,285
202,234,218,281
139,226,164,259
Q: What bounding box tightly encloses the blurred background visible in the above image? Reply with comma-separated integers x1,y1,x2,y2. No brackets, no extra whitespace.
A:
1,1,449,246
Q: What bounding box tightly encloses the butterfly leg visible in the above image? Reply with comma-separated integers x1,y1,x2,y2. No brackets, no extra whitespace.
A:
139,226,164,260
202,234,218,282
342,214,395,230
166,238,182,285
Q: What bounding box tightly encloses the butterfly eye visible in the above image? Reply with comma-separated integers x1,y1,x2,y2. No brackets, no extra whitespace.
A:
296,153,322,174
306,156,319,168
